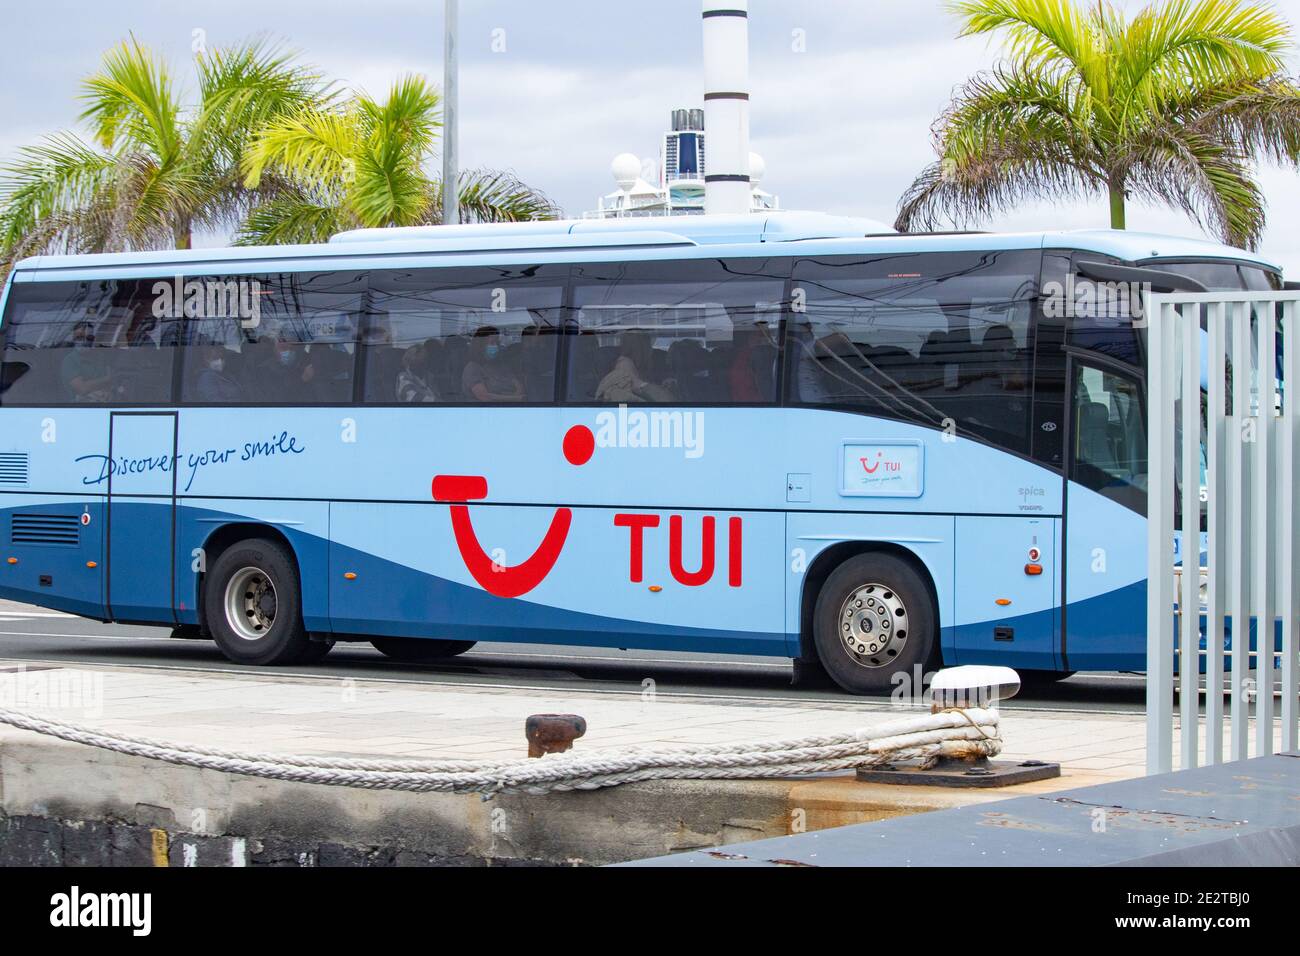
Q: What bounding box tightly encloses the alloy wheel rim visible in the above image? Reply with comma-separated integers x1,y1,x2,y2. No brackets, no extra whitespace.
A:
224,567,277,642
837,583,909,669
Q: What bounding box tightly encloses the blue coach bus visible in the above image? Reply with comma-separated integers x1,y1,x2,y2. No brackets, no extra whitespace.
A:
0,213,1282,694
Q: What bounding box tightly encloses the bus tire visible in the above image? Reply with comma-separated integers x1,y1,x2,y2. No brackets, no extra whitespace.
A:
370,637,478,663
812,552,938,696
205,538,315,666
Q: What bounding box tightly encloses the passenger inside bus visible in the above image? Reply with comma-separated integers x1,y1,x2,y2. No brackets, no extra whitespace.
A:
727,321,779,403
396,343,439,403
463,326,525,402
60,321,113,403
193,344,244,404
595,331,675,403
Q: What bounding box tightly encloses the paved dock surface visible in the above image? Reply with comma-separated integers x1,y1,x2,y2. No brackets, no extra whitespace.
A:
627,753,1300,867
0,598,1282,775
0,600,1286,865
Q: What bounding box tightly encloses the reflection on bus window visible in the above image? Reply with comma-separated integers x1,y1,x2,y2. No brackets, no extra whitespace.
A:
1073,364,1147,514
363,266,565,405
0,279,179,405
567,259,785,404
789,250,1040,456
179,271,364,406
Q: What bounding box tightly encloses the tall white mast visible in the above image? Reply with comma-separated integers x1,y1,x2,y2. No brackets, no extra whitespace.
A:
442,0,460,225
702,1,752,216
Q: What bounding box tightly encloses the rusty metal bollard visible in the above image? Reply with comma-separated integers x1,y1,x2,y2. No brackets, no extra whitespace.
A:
526,714,587,758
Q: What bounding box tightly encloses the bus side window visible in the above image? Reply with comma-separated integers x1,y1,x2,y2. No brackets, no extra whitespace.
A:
0,285,79,404
1071,363,1147,514
362,266,566,405
566,258,786,405
178,272,364,406
0,279,179,407
788,250,1040,455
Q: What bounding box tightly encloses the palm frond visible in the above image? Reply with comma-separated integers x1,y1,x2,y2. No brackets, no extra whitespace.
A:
0,132,116,258
349,150,429,228
1125,123,1265,248
902,0,1294,243
241,108,361,190
896,153,1099,232
428,169,561,225
897,65,1103,230
1179,76,1300,167
342,76,444,227
192,38,336,169
356,74,441,160
2,35,555,256
938,65,1100,170
234,194,353,246
949,0,1111,94
1114,0,1293,123
79,36,183,163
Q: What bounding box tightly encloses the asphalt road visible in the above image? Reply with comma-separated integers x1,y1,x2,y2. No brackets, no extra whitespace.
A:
0,605,1149,715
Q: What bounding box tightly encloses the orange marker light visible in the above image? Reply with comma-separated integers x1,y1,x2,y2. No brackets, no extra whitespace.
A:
996,599,1013,607
1025,564,1044,576
344,572,358,581
5,557,16,565
86,561,98,569
649,586,663,593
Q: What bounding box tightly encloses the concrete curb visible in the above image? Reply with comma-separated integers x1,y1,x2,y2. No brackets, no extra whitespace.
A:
2,726,1109,866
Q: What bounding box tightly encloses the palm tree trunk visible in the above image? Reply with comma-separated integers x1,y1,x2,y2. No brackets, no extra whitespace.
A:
1108,178,1126,230
174,219,193,251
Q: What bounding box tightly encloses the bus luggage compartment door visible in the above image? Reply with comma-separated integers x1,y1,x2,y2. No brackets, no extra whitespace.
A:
106,412,178,624
952,516,1061,670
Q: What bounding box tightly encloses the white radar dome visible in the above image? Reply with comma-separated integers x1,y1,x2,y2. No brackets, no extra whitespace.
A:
611,153,641,191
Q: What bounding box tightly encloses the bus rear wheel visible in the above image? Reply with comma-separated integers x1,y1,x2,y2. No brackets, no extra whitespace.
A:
370,637,478,663
205,538,318,666
812,553,938,696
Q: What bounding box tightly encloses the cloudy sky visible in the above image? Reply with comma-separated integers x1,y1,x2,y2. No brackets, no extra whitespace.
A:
4,0,1300,270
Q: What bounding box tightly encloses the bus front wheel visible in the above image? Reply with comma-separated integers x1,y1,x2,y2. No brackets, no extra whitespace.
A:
813,553,938,696
370,637,478,663
205,538,320,666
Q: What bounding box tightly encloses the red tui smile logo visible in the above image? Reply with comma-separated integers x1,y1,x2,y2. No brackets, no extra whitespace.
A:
860,452,902,476
433,426,595,599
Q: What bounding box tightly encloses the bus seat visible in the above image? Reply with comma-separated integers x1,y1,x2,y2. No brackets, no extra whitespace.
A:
568,334,604,400
1077,400,1120,474
438,337,469,400
668,339,709,401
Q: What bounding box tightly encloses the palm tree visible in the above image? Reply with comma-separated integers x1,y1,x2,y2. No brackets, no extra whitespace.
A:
896,0,1300,249
238,74,559,245
0,37,333,268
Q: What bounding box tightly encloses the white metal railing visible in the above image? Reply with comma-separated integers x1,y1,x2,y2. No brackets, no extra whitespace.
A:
1147,291,1299,773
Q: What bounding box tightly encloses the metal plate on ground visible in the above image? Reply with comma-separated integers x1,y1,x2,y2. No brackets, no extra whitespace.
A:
856,759,1061,788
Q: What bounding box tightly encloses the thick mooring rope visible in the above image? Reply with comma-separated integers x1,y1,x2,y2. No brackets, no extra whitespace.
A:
0,706,1001,795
